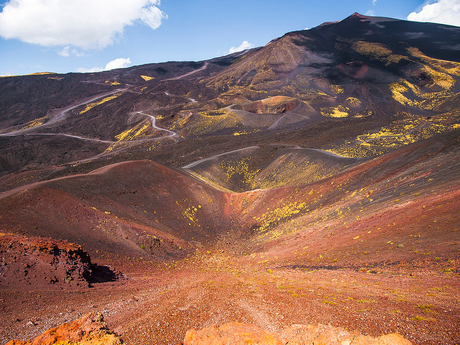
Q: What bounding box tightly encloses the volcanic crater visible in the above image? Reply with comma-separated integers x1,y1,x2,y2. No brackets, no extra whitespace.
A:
1,13,460,345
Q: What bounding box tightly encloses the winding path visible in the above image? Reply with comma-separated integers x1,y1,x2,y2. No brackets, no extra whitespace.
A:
19,132,115,143
164,62,209,81
135,111,179,141
182,146,260,169
0,89,126,137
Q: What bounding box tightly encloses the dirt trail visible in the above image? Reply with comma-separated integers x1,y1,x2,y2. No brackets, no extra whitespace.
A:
135,111,178,140
182,146,260,169
164,62,209,81
0,89,126,137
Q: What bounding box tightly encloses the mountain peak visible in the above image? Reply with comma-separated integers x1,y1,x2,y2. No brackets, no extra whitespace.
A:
350,12,367,18
319,12,369,27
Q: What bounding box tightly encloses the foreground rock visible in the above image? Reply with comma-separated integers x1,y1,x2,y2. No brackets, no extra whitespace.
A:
0,233,123,288
184,323,282,345
5,312,122,345
184,322,412,345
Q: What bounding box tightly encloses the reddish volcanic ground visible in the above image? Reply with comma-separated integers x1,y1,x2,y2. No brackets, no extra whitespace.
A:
1,13,460,345
1,132,459,344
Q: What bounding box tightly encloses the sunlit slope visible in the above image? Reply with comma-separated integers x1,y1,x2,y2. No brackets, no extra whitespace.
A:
324,109,460,157
169,95,320,137
1,129,458,265
228,130,460,265
1,13,460,179
191,13,460,139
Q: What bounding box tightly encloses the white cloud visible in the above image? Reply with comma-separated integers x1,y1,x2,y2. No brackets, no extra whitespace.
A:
229,41,255,54
373,0,377,4
57,46,85,57
139,5,165,30
72,49,85,57
365,10,376,16
407,0,460,27
58,46,70,57
76,57,131,73
105,58,131,70
0,0,167,49
76,66,104,73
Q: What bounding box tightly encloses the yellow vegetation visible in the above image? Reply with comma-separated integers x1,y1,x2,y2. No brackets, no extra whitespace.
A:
254,201,307,234
219,158,260,185
182,205,201,227
79,94,120,114
352,41,404,65
330,84,344,94
345,97,362,108
321,105,349,118
408,47,460,76
27,72,55,76
21,116,47,130
390,73,455,110
175,109,241,136
141,75,155,81
105,80,121,86
115,120,152,141
327,112,460,157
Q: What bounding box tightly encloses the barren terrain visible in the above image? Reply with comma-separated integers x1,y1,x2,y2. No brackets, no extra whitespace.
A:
1,13,459,344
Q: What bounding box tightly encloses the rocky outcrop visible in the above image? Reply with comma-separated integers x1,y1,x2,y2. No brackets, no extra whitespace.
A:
184,322,283,345
0,233,123,287
5,312,123,345
184,322,412,345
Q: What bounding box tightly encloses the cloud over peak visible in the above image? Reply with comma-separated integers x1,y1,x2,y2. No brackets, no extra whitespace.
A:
229,41,255,54
76,57,132,73
407,0,460,27
105,58,132,71
0,0,167,49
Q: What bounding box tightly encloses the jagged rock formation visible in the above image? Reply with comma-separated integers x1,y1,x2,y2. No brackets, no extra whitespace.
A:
0,233,123,287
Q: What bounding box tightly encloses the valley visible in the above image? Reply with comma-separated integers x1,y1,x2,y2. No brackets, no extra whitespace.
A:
0,13,459,344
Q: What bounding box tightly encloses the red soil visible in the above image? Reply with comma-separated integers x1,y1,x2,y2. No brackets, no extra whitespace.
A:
0,135,459,344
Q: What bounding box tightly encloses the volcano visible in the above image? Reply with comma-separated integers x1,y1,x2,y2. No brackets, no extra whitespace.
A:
1,13,459,345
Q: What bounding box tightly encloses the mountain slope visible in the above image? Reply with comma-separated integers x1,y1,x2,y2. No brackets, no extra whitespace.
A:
1,13,460,345
1,14,459,180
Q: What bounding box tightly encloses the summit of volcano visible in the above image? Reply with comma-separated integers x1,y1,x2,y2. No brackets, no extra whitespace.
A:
1,13,459,345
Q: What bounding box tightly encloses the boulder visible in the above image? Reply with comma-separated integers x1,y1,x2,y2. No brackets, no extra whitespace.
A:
5,312,122,345
184,322,412,345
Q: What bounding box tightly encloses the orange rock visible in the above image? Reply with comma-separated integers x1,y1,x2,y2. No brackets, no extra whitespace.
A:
353,333,413,345
184,322,412,345
5,312,122,345
184,322,283,345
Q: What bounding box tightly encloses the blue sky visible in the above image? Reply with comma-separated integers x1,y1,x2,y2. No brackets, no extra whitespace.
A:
0,0,459,76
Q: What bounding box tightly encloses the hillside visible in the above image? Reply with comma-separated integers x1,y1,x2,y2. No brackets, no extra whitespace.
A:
0,13,459,345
